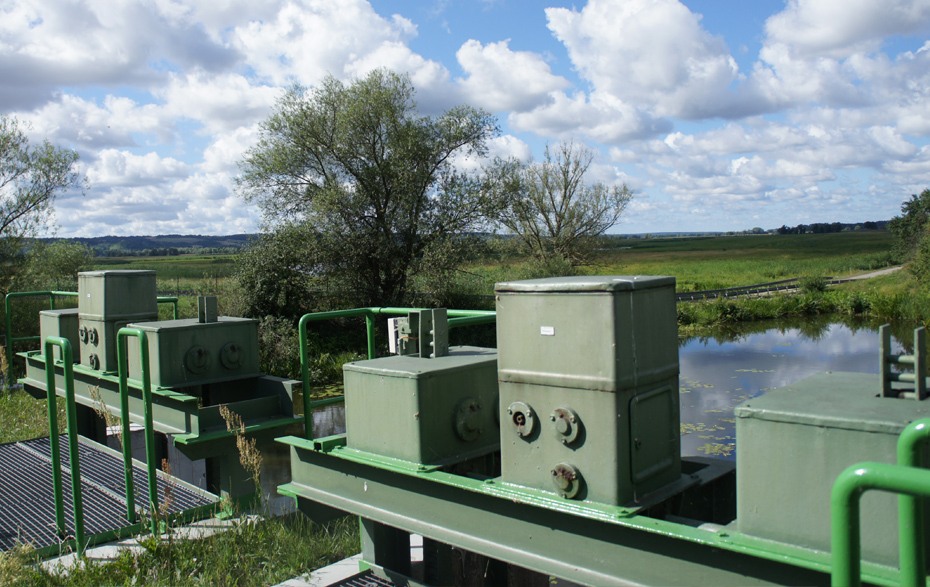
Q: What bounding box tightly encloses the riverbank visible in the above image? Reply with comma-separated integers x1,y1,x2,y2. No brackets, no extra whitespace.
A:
677,271,930,336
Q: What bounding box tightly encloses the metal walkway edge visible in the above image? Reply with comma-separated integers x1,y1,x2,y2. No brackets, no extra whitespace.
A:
0,435,218,554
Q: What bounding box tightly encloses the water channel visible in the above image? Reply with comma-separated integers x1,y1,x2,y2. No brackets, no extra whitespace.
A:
252,316,919,510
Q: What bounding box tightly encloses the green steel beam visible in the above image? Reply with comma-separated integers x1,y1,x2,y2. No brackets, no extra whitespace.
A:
281,436,911,586
280,438,842,587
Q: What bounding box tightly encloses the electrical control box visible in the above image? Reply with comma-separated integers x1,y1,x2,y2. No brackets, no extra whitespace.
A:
77,271,158,372
495,276,680,505
343,346,499,466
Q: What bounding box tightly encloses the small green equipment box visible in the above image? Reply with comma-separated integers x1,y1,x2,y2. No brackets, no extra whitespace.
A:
343,346,499,466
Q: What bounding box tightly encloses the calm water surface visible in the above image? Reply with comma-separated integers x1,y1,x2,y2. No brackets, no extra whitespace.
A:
678,318,914,459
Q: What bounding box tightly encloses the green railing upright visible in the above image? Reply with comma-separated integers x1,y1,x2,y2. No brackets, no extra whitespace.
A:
43,336,86,556
116,327,160,536
297,307,496,439
831,416,930,587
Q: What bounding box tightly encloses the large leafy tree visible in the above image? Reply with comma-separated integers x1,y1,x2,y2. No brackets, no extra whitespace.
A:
237,69,501,308
497,141,632,268
0,116,84,293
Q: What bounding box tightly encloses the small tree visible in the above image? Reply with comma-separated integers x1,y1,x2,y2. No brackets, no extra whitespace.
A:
20,240,94,291
230,224,316,320
237,69,501,308
888,189,930,263
498,141,632,268
0,116,84,294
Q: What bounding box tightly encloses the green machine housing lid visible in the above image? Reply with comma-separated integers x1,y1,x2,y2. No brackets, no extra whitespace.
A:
343,346,498,379
734,371,930,433
495,275,675,293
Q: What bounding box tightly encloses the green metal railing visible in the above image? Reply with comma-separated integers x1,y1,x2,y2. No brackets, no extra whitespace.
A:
116,327,160,536
831,417,930,587
4,290,180,380
297,307,496,439
895,419,930,586
43,336,86,556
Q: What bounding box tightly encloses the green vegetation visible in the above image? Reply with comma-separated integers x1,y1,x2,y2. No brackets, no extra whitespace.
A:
0,115,86,295
1,515,358,587
238,68,502,309
496,140,633,267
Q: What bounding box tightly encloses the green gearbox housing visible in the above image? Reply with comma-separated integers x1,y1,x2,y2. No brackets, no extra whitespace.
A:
343,346,499,466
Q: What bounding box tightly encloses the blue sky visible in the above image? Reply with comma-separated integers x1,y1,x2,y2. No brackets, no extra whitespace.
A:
3,0,930,237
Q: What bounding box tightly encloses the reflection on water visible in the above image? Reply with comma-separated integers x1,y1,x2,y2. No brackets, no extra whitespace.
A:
260,404,347,513
679,317,913,460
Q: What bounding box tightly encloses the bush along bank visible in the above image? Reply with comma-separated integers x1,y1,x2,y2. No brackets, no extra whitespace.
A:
677,288,930,333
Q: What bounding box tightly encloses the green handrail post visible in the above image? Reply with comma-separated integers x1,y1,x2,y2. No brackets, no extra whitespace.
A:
296,307,497,440
156,296,179,320
117,327,160,536
831,462,930,587
897,418,930,586
43,336,86,556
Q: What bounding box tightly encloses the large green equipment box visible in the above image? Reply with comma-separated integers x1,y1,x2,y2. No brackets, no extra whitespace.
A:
495,276,680,505
77,271,158,372
735,371,930,567
343,346,499,466
126,317,261,388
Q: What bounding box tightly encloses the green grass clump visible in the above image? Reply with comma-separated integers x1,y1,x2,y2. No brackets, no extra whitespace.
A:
4,514,359,587
0,387,64,443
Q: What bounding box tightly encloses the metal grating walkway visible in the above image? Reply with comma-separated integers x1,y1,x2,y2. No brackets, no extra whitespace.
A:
330,571,396,587
0,436,217,552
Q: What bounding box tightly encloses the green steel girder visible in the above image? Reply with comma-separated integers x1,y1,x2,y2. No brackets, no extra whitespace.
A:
280,436,859,587
279,435,913,587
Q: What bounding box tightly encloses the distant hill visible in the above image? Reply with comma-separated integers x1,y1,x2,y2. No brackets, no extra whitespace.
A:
51,234,255,255
71,234,253,249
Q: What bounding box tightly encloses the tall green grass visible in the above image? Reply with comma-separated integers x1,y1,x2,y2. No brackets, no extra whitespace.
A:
2,514,358,587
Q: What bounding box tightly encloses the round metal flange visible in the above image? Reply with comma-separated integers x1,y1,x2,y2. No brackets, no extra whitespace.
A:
507,401,535,438
220,342,242,370
89,328,99,346
550,406,581,445
89,353,100,371
78,325,88,344
185,345,209,374
454,397,482,442
550,462,583,499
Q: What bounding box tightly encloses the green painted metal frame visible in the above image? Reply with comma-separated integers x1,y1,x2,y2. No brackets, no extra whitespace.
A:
896,418,930,586
4,290,180,381
35,331,217,559
281,434,919,586
831,462,930,587
296,307,495,439
43,336,86,557
116,327,160,535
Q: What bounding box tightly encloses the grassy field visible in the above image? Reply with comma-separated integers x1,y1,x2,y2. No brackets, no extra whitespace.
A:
595,231,896,291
